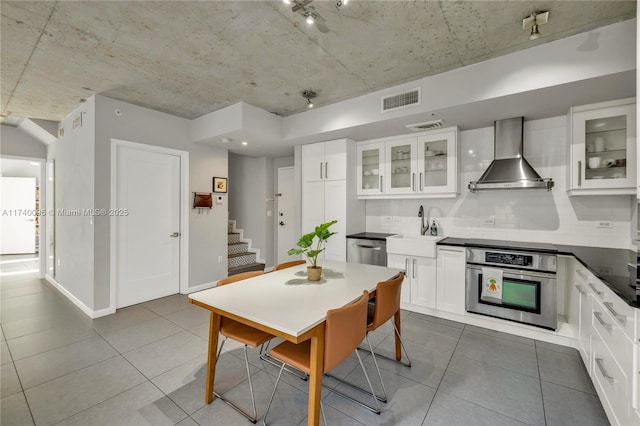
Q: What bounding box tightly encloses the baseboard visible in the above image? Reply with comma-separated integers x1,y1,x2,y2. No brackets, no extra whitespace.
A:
184,281,217,293
45,275,115,318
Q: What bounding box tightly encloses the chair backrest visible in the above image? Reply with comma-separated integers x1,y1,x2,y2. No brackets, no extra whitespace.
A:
218,270,264,287
370,272,405,330
272,260,306,271
324,290,369,373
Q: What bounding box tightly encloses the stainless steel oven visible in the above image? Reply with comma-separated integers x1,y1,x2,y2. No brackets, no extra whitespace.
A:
466,247,557,330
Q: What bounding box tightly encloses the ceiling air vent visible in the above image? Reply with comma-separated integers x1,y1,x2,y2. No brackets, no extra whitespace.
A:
381,88,420,112
405,119,445,132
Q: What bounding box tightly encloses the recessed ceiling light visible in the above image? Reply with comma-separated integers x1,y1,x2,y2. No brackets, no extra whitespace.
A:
241,141,248,146
221,137,232,143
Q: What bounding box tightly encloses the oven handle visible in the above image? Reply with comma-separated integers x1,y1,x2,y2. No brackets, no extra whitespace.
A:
466,264,556,280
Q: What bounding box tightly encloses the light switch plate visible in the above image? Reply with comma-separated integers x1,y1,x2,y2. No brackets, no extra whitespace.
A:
596,221,613,228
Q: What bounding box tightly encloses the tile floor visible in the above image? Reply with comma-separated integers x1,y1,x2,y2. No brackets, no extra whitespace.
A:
1,255,609,426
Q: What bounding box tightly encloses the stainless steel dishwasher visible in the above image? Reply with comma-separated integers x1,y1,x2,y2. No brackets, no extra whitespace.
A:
346,233,394,266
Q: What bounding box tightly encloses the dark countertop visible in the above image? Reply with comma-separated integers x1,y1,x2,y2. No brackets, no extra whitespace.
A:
438,237,638,308
346,232,396,241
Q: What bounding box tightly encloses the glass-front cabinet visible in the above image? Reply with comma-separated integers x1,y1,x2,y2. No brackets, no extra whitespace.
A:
568,98,636,195
356,127,459,198
356,142,385,195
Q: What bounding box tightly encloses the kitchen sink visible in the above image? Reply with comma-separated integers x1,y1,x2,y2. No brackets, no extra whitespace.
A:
386,234,444,258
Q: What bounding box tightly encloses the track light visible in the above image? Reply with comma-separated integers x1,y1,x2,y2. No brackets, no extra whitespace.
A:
529,22,540,40
306,13,314,24
282,0,291,4
302,90,317,109
522,11,548,41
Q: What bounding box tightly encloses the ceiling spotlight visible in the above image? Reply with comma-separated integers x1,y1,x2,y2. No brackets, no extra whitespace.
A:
522,11,549,41
220,137,232,144
282,0,291,4
306,13,315,24
241,141,248,146
335,0,348,8
302,90,317,108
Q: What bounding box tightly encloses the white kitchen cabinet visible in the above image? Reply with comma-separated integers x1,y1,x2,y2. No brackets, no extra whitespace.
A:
436,245,466,315
574,266,593,372
302,139,348,182
417,127,459,195
567,98,636,195
388,253,436,310
356,142,385,195
301,139,364,262
357,127,460,199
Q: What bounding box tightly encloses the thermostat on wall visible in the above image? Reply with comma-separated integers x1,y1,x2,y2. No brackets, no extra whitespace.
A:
216,196,223,204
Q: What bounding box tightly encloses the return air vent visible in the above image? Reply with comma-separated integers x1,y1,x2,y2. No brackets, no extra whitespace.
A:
405,119,445,131
382,88,420,112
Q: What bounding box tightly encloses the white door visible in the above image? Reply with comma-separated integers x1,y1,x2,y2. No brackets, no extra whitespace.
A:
1,177,37,254
116,146,181,308
276,167,298,264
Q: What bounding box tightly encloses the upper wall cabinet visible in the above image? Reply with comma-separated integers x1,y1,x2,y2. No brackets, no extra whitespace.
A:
302,139,347,182
567,98,636,196
357,126,459,199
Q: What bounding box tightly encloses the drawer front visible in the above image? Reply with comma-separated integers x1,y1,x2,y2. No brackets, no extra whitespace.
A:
592,328,632,426
592,300,633,372
587,272,635,341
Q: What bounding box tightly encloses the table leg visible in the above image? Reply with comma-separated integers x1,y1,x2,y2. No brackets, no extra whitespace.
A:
205,311,221,404
307,324,325,426
394,310,402,361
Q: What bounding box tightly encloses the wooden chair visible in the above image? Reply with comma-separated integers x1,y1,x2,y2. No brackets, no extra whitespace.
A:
216,270,273,423
364,272,411,402
262,291,380,426
272,259,306,271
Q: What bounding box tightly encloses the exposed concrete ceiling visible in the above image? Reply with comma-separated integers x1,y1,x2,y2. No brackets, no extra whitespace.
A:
1,1,636,125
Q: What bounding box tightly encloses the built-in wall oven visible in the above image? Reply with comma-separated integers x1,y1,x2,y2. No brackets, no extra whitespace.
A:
466,247,557,330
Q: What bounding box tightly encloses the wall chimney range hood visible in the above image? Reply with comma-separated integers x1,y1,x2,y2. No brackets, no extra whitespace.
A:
468,117,553,192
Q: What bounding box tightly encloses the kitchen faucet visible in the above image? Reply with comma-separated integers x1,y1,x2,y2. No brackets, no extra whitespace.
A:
418,205,429,235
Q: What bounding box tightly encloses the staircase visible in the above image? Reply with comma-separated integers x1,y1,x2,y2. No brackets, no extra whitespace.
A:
227,221,265,276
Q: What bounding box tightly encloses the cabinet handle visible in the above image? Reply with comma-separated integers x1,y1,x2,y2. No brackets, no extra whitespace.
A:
412,173,416,191
439,248,463,253
412,258,416,279
320,163,323,179
595,358,614,381
380,176,383,192
405,258,409,275
588,283,603,297
419,173,423,191
325,162,328,179
593,311,612,332
578,161,582,186
575,285,587,295
575,269,588,280
603,302,627,324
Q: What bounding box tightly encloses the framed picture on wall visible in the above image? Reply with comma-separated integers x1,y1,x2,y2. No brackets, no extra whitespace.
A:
213,177,227,193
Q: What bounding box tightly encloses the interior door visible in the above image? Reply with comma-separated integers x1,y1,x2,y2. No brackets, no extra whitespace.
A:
276,167,298,264
1,177,37,254
116,146,181,308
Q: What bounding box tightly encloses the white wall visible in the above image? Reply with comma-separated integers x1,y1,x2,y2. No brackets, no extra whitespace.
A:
1,125,47,158
47,98,96,308
366,116,633,249
94,95,228,310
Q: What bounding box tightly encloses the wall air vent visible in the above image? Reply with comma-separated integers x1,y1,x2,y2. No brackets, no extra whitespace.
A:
405,119,445,132
381,88,421,112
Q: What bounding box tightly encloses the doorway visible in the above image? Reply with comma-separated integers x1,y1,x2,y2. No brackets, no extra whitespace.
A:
111,139,189,309
276,166,298,264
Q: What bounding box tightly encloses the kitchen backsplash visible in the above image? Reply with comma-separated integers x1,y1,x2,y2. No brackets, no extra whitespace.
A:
366,116,635,249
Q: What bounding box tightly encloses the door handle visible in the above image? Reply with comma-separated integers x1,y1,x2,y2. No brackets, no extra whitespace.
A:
588,283,603,297
593,311,612,332
412,258,416,279
578,161,582,186
353,244,381,250
380,176,383,192
325,162,328,179
419,173,423,191
170,232,181,237
412,173,416,191
575,285,587,296
279,221,285,226
405,258,409,275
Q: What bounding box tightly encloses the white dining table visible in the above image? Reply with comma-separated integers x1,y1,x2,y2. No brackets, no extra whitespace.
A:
189,260,404,426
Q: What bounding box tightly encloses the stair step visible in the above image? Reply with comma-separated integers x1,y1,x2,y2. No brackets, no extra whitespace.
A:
228,263,265,276
228,232,241,244
228,252,257,269
228,242,249,255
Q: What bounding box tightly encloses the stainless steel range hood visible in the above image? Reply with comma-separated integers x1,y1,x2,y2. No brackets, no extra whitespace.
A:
468,117,553,192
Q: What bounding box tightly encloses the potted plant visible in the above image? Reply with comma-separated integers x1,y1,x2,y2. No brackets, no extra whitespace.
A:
288,220,337,281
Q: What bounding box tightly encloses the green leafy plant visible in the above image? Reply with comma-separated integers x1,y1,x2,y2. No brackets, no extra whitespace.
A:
287,220,338,268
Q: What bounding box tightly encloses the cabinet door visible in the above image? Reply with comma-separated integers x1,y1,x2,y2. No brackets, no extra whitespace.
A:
302,143,325,182
323,180,347,261
410,256,436,309
388,254,410,304
302,180,325,237
384,137,418,194
324,140,347,181
417,129,458,194
571,102,636,191
575,268,593,372
357,143,385,195
436,246,466,315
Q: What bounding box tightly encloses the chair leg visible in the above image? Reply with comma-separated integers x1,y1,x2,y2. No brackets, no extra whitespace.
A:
365,333,388,402
354,348,381,414
216,336,227,360
320,401,327,426
214,343,258,423
262,361,285,426
392,322,412,367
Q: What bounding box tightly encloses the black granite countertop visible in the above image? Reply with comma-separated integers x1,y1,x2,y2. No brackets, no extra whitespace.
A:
438,237,638,308
346,232,396,241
